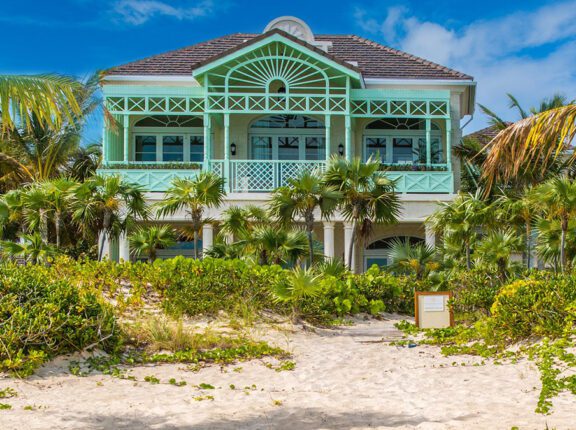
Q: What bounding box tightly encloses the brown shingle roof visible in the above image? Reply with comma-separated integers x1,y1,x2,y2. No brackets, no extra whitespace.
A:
465,124,511,145
107,32,473,81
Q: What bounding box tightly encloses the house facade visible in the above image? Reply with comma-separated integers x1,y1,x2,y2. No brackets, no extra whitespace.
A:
98,16,476,272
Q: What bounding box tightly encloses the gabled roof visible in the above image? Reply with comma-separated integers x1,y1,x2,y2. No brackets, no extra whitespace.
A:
465,124,511,145
106,32,473,81
191,29,362,81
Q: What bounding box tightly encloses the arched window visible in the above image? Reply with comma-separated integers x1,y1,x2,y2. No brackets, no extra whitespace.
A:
249,115,325,160
363,118,443,165
364,236,425,270
132,116,204,163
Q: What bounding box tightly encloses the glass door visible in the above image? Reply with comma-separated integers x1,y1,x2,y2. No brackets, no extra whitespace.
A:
277,136,300,160
251,136,272,160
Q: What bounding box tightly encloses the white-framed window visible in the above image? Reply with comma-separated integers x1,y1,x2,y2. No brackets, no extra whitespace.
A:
133,115,204,163
249,115,325,161
362,118,443,164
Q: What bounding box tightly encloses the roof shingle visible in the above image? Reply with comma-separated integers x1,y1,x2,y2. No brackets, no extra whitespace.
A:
106,32,473,81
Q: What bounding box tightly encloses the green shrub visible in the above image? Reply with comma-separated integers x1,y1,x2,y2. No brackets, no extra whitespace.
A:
0,263,119,376
353,266,415,314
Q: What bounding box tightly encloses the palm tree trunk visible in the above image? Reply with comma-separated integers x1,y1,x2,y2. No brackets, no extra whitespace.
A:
306,228,314,269
149,248,156,263
347,220,357,271
55,211,61,249
193,230,199,259
98,210,112,261
39,209,48,244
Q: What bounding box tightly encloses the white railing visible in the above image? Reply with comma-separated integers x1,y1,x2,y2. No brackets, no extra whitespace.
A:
228,160,326,193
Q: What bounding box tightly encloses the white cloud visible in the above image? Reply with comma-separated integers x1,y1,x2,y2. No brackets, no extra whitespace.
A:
355,2,576,131
113,0,213,25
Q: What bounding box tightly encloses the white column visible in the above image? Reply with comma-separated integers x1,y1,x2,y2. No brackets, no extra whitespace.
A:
98,232,112,261
425,223,436,249
203,113,212,169
325,114,331,162
119,232,130,262
344,223,356,273
345,115,352,161
202,224,214,254
323,221,335,259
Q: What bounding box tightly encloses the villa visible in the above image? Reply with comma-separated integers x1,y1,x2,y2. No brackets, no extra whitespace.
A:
99,16,476,272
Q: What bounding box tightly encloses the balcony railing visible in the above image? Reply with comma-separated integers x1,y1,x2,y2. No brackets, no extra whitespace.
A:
98,160,453,194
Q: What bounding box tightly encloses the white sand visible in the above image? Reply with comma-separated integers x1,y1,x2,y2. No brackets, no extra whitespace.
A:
0,315,574,430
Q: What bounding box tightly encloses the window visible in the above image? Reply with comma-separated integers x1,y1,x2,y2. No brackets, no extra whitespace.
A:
251,136,272,160
363,118,442,164
162,136,184,161
365,137,386,163
135,116,203,127
305,137,325,160
135,136,157,161
251,115,324,129
190,136,204,162
278,137,300,160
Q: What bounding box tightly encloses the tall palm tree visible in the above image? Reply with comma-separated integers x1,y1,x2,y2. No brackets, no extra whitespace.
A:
129,225,176,263
535,218,576,271
217,204,269,243
155,172,225,259
269,170,341,267
324,156,400,270
71,174,148,260
534,176,576,271
0,74,101,191
0,74,82,134
66,142,102,182
250,226,310,266
0,232,56,264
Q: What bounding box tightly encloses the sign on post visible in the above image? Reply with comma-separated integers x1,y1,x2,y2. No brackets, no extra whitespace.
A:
415,292,453,329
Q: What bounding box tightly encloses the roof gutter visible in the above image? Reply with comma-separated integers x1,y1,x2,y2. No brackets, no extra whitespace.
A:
103,75,199,83
364,78,476,86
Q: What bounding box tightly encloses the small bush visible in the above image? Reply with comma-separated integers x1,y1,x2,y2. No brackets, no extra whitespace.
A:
0,263,119,376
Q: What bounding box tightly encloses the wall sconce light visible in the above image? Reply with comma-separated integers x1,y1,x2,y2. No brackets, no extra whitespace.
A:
338,143,344,156
230,143,237,156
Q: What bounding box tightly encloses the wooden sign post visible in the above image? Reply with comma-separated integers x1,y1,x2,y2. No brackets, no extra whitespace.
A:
415,291,454,329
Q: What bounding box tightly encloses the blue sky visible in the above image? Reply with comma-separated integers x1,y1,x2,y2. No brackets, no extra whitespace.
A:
2,0,576,143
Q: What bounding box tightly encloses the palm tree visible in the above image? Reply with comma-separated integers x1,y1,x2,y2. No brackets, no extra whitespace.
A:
155,172,225,259
0,74,100,190
428,190,491,269
0,232,56,264
71,174,148,260
535,218,576,271
0,74,82,134
388,239,438,280
269,170,341,267
129,225,176,263
482,103,576,190
217,204,269,243
272,267,322,322
324,156,400,270
250,226,310,266
66,143,102,181
534,176,576,271
476,229,522,280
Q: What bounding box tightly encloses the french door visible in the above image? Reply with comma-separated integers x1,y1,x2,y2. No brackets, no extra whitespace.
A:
250,135,325,160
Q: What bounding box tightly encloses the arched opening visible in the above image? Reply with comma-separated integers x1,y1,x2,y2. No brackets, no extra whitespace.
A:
363,118,443,165
364,235,425,270
249,115,325,160
133,115,204,163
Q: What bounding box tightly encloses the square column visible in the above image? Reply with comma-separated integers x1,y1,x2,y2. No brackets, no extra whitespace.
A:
345,115,352,161
344,222,356,272
203,113,212,169
202,223,214,255
123,115,129,162
325,114,331,162
223,113,230,192
119,232,130,262
98,232,112,261
323,221,335,258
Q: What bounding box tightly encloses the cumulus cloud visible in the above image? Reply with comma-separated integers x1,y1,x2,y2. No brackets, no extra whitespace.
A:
113,0,214,25
355,1,576,130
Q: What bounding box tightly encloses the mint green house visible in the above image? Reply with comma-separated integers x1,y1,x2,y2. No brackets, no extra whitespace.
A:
99,16,476,271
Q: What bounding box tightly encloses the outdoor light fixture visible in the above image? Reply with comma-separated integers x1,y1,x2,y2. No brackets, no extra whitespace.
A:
338,143,344,156
230,143,237,156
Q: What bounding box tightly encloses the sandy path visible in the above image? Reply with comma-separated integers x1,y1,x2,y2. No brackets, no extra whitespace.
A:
0,316,574,430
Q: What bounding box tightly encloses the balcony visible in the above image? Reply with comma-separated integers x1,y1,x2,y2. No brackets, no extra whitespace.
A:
98,161,453,194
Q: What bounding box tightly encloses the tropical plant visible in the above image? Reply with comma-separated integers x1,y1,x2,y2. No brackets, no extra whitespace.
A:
129,224,176,263
0,74,100,190
388,239,438,280
273,267,322,322
324,156,400,270
0,233,56,264
0,74,82,134
476,229,523,280
66,142,102,181
217,204,269,243
534,176,576,271
428,190,491,269
156,173,225,259
71,174,148,260
269,169,341,267
250,226,311,266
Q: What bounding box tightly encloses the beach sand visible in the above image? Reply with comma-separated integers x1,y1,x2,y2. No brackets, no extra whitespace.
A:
0,315,573,430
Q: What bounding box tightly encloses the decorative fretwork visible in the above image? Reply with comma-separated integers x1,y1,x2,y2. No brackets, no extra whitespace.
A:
350,99,449,118
385,171,453,193
106,96,205,114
